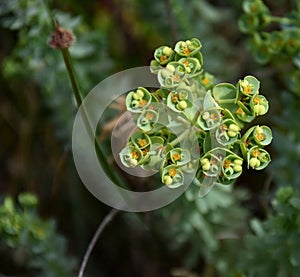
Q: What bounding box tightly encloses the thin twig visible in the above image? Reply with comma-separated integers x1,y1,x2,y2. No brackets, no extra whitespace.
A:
78,209,119,277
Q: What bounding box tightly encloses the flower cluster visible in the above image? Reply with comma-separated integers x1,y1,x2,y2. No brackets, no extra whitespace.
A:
119,38,272,193
239,0,300,97
239,0,300,64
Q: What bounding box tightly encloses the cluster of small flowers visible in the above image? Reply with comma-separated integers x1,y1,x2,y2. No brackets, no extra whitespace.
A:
239,0,300,64
119,38,272,190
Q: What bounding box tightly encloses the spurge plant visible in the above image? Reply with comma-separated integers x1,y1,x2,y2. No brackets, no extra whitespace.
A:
119,38,272,196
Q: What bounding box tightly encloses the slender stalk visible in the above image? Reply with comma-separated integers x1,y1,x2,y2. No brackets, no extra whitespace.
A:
58,38,123,186
269,16,298,25
169,129,190,147
61,48,82,107
78,209,119,277
190,109,201,126
50,20,124,277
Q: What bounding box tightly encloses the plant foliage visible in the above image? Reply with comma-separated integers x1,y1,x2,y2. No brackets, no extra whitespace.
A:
0,193,75,276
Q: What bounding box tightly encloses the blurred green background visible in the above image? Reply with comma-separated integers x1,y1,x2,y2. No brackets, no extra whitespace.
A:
1,0,300,276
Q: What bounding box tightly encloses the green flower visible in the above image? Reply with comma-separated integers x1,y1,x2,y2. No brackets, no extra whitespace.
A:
174,38,202,57
119,145,144,168
158,62,186,88
167,86,193,113
238,75,260,96
235,106,256,123
137,109,159,132
119,37,272,192
178,57,202,77
215,119,240,146
247,146,271,170
161,165,184,188
238,14,260,34
200,150,223,177
130,130,151,150
198,72,215,89
250,94,269,116
221,154,243,180
142,138,165,171
239,0,270,34
251,34,272,64
126,87,152,113
154,46,174,65
267,31,285,55
253,125,273,146
198,108,222,130
240,125,272,156
166,148,191,166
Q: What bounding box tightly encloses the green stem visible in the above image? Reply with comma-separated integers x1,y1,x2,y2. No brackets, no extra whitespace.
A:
269,16,298,25
191,109,201,126
61,48,83,107
59,45,123,186
169,129,190,147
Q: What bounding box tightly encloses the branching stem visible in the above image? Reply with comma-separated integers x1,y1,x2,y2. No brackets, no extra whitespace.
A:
169,129,190,147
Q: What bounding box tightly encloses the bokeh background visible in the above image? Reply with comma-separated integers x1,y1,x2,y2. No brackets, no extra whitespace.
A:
1,0,300,276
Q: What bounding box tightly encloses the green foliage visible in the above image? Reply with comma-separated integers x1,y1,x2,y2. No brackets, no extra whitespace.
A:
155,185,249,275
119,38,272,194
239,0,300,95
1,0,300,276
238,186,300,276
239,0,300,64
271,92,300,188
0,193,76,276
240,0,300,191
0,0,113,139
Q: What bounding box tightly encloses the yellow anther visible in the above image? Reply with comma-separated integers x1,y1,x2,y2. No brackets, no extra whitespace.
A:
169,168,177,177
137,139,147,147
172,153,181,161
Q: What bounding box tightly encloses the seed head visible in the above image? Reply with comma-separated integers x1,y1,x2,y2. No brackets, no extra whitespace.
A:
49,25,75,49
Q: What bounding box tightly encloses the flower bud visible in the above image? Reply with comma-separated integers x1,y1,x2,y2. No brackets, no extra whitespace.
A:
255,126,264,134
200,158,209,165
166,64,175,73
136,89,145,99
202,112,210,120
254,104,266,115
228,130,237,137
229,124,240,132
130,159,138,167
202,163,211,171
163,46,173,56
233,165,243,172
163,176,173,186
233,159,243,166
177,100,187,110
249,157,260,168
132,93,140,100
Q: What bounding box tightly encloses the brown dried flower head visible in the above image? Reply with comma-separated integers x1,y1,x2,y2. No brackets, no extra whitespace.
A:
49,25,75,49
